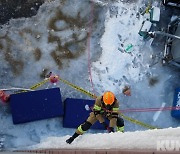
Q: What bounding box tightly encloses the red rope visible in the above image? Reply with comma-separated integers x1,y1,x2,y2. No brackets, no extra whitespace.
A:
119,106,180,113
87,1,96,97
88,105,180,113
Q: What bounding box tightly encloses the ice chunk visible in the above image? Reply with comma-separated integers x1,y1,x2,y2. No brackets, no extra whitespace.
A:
150,7,160,23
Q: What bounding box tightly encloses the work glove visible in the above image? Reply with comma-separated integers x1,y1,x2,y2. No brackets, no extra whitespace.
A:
101,122,114,133
66,137,75,144
104,110,112,117
107,127,114,133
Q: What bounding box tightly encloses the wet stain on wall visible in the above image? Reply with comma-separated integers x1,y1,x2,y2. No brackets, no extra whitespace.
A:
47,7,89,68
149,76,159,86
33,48,42,61
0,0,97,75
0,33,24,75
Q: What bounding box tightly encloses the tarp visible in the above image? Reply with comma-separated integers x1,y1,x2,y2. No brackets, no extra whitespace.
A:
63,98,107,130
10,88,63,124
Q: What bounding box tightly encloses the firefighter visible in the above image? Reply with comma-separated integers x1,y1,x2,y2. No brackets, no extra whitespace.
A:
66,91,124,144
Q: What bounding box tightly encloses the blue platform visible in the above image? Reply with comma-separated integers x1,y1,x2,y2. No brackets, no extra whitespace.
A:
63,98,107,130
171,88,180,118
10,88,63,124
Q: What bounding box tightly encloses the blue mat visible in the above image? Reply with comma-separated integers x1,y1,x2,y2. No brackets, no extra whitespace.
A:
63,98,108,130
171,88,180,118
10,88,63,124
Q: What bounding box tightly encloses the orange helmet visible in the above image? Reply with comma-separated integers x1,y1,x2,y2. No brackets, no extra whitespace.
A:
103,91,115,105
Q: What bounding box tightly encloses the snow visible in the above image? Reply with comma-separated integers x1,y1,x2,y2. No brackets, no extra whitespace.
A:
32,127,180,150
0,0,180,151
150,7,160,22
92,1,145,92
140,20,152,33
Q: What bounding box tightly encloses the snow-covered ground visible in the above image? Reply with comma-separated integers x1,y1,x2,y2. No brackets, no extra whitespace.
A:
0,0,180,151
32,127,180,150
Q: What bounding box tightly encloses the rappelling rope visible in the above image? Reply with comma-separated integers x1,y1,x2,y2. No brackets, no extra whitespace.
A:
0,88,34,91
120,106,180,113
16,78,50,93
87,1,96,96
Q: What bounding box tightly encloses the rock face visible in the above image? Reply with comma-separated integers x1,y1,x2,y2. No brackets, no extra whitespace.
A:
0,0,45,25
